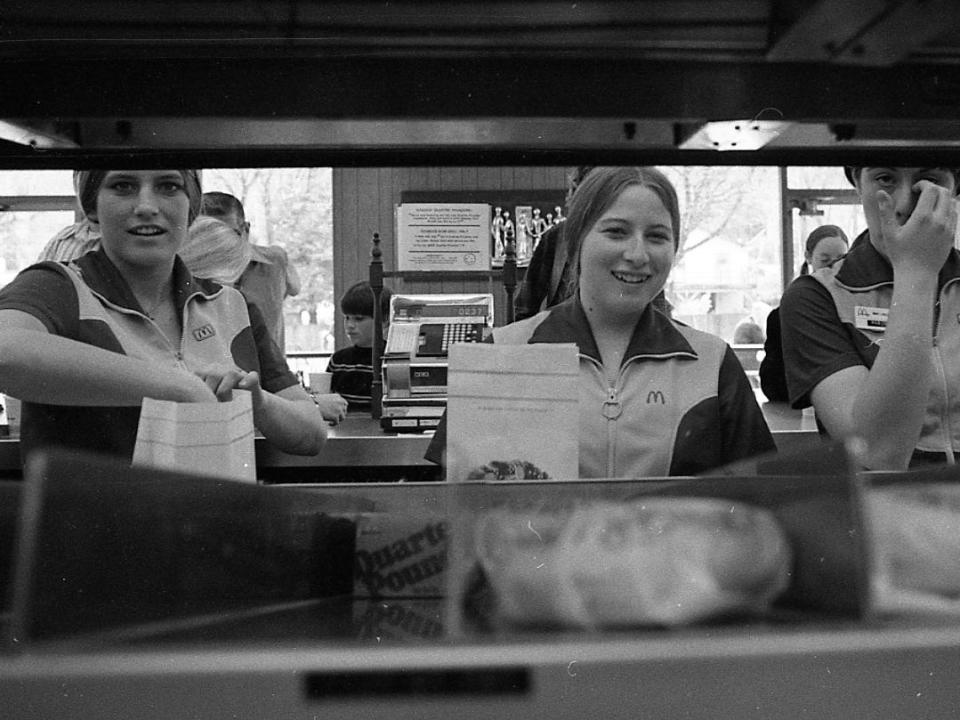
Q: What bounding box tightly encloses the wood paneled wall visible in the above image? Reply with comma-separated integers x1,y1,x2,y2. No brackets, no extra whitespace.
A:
331,166,570,346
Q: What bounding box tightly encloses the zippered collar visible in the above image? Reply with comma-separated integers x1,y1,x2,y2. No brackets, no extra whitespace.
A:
528,296,697,366
69,248,224,315
834,229,960,291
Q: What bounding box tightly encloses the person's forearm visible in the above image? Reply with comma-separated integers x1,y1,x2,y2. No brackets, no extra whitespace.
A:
253,392,326,456
853,270,938,468
0,328,212,406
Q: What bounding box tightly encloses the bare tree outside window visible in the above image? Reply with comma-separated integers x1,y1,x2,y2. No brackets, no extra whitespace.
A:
663,166,781,343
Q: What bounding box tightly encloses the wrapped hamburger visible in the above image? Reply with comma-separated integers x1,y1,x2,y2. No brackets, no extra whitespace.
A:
867,484,960,602
471,497,793,628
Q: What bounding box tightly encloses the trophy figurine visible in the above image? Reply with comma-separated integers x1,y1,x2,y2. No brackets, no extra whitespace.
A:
528,207,548,251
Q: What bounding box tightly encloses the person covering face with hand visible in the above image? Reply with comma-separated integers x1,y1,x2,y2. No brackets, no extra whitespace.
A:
0,169,326,465
779,166,960,469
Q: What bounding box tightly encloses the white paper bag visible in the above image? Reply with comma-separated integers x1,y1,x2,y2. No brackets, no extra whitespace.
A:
132,390,257,483
446,343,579,482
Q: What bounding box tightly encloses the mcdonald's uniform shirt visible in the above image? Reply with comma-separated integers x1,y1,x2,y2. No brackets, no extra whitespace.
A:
780,230,960,465
429,296,774,478
0,248,298,464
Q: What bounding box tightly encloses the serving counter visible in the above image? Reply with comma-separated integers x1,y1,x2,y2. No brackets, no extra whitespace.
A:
0,414,440,483
0,401,817,482
3,450,960,719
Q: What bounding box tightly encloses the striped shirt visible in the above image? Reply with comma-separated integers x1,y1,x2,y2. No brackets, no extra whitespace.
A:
327,343,378,409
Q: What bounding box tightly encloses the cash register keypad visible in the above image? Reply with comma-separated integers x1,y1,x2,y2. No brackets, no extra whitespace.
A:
442,322,482,350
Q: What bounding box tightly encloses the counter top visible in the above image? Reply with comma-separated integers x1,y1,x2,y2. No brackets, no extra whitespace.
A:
0,413,435,477
0,402,815,476
258,414,434,468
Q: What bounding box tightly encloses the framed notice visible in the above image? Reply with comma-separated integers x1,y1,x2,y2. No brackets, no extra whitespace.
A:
396,203,492,271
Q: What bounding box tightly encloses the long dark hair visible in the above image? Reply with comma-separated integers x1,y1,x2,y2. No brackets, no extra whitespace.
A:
561,167,680,297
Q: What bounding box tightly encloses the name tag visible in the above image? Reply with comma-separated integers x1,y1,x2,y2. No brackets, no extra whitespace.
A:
854,306,888,331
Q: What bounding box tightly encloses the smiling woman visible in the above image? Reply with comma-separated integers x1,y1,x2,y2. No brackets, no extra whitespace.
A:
0,168,328,466
428,167,775,478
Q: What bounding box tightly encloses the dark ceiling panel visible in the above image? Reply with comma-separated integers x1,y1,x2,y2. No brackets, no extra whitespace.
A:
1,1,959,165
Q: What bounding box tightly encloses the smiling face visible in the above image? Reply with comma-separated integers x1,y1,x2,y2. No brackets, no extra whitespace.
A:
92,170,191,272
577,184,675,322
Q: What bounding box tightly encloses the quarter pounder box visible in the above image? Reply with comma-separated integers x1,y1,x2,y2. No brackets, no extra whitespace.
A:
353,513,448,598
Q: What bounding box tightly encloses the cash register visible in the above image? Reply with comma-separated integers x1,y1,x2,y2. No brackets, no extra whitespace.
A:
380,293,494,432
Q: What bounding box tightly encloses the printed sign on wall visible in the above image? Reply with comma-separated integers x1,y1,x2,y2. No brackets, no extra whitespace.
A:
396,203,491,271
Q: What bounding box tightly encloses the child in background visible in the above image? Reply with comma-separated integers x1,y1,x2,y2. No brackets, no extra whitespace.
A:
327,281,393,411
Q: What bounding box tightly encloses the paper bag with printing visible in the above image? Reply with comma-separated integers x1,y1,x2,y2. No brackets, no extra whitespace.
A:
446,343,579,482
132,390,257,483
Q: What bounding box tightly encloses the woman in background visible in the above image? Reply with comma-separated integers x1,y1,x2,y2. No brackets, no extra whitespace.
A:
759,225,849,402
0,169,326,465
429,166,774,477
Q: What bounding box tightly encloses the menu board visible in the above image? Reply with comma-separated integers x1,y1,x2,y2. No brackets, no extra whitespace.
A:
396,203,491,271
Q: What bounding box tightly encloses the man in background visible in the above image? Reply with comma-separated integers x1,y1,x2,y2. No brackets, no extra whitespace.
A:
201,191,301,353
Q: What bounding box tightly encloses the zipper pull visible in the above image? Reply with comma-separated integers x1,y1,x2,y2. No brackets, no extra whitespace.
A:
602,387,622,419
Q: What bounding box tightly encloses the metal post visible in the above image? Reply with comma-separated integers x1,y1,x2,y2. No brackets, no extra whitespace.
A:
369,232,384,420
502,234,517,326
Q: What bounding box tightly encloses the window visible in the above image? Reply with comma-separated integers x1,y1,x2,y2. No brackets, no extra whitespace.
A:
663,166,782,345
0,170,77,287
664,166,862,347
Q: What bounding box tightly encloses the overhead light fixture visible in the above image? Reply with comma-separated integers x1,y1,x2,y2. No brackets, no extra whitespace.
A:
0,120,77,149
677,120,790,151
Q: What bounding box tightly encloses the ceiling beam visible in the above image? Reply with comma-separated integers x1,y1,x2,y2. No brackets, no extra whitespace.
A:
2,55,960,121
766,0,960,66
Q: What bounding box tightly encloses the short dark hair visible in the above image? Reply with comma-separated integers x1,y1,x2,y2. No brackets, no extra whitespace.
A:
201,191,246,222
844,166,960,192
340,281,393,318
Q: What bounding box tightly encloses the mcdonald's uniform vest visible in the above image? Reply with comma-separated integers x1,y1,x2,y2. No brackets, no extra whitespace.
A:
0,249,297,463
795,234,960,460
492,298,774,478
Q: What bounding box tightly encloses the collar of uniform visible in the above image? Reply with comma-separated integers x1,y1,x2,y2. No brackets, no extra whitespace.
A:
833,229,960,290
528,296,696,365
73,248,224,314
